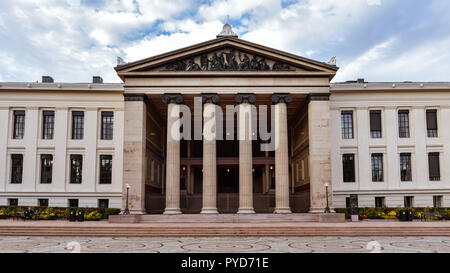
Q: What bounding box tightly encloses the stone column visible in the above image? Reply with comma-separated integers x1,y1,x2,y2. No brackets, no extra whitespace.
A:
162,94,184,214
201,94,219,214
307,94,332,213
122,94,147,214
236,94,256,213
272,94,292,213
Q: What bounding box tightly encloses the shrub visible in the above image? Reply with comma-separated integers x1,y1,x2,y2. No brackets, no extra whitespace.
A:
337,207,450,220
0,206,120,221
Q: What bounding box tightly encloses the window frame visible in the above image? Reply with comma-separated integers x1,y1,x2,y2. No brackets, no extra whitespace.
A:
99,155,113,184
69,154,83,184
98,199,109,209
375,197,385,208
400,153,412,182
68,199,79,208
398,109,410,138
371,153,384,182
71,111,85,140
40,154,53,184
13,110,25,140
42,110,55,140
342,153,356,183
10,154,23,184
426,109,438,138
428,152,441,181
369,110,382,139
404,196,414,208
341,110,354,139
101,111,114,140
38,199,49,207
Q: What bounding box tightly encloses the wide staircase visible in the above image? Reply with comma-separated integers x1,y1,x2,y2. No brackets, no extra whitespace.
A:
137,213,319,223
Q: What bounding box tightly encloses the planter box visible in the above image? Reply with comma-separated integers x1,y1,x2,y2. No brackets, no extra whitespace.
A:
0,215,9,219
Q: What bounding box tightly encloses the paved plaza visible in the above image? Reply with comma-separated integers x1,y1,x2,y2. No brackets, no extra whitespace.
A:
1,236,450,253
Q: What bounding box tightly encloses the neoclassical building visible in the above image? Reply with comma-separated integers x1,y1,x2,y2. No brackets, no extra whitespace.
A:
1,25,449,213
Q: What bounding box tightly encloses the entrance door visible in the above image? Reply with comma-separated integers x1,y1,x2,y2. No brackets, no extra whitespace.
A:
218,166,238,193
217,166,239,213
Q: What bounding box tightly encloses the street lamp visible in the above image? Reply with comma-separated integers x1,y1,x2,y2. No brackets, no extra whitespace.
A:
324,183,331,213
124,183,130,215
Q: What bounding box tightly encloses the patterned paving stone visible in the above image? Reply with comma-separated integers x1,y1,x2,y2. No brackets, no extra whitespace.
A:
1,236,450,253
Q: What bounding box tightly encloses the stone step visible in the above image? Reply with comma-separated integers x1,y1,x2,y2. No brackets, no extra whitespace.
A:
110,213,344,224
1,224,450,237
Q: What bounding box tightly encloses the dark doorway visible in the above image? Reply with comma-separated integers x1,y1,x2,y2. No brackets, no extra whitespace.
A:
218,166,238,193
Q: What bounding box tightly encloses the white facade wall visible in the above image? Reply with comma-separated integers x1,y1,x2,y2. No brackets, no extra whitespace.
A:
331,82,450,208
0,83,124,208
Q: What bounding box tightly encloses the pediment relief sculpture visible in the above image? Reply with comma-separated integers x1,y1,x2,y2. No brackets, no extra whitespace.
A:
161,48,295,72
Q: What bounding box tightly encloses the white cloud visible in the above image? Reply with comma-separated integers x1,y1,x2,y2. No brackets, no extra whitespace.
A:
367,0,381,6
0,0,449,84
334,38,395,82
124,21,223,62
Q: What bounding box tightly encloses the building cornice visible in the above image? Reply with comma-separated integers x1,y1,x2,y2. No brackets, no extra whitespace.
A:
0,82,124,92
331,82,450,92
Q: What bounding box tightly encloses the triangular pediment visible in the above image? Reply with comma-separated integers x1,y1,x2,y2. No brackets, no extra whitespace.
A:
115,37,338,78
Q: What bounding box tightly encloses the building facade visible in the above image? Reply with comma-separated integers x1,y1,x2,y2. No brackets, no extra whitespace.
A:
0,25,449,211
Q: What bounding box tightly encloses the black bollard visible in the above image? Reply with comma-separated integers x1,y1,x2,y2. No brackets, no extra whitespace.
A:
77,210,84,222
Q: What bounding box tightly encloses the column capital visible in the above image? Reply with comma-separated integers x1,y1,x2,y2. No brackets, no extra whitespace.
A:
162,93,184,104
201,93,220,104
307,93,330,103
124,93,149,104
272,93,292,105
235,93,256,105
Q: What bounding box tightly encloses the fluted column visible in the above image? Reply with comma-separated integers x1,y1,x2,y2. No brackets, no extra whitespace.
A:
201,94,219,214
236,94,256,213
272,93,292,213
163,94,183,215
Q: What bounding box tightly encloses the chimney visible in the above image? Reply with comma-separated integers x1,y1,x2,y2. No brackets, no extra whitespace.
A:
92,76,103,84
357,78,365,83
42,76,54,83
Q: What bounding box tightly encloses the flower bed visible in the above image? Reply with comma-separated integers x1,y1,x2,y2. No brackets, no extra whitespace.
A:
335,207,449,220
0,206,120,221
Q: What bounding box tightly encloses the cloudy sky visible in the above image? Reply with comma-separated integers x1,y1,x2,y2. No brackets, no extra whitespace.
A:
0,0,449,83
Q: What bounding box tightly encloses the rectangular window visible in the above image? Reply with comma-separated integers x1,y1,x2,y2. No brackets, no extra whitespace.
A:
98,199,109,209
433,196,443,208
38,199,49,207
375,197,385,208
404,196,414,208
342,154,355,183
398,110,410,138
370,110,382,138
345,197,351,209
70,155,83,184
426,109,438,137
428,152,440,181
13,110,25,139
40,154,53,184
10,154,23,184
341,111,354,139
42,111,55,139
101,111,114,140
8,199,18,206
400,153,412,182
99,155,113,184
371,153,383,182
68,199,79,208
72,111,84,140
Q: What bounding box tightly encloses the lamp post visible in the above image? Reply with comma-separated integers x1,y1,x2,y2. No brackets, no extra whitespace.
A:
124,184,130,215
324,183,331,213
